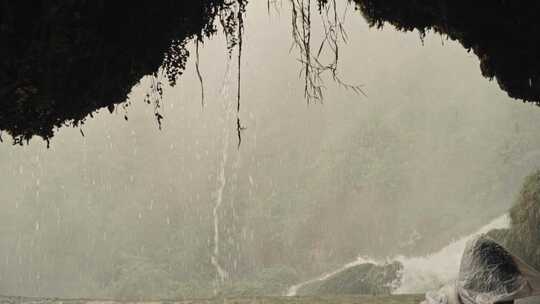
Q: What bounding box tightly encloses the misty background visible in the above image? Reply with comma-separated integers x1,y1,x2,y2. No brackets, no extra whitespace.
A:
1,0,540,299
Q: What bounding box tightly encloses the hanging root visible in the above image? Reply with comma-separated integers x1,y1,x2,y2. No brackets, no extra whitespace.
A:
290,0,365,104
236,0,246,149
195,38,206,109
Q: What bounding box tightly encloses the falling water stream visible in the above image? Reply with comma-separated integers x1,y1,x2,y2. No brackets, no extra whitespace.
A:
211,60,236,293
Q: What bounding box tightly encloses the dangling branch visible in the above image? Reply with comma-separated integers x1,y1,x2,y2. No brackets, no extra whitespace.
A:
291,0,322,103
236,0,247,149
290,0,365,103
218,0,247,148
145,73,164,130
195,37,206,109
318,0,366,96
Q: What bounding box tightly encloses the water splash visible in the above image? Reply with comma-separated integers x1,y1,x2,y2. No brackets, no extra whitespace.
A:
394,214,510,294
285,215,510,296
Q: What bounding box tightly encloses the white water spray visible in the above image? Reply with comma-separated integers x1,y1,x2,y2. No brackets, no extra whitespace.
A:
211,61,236,291
285,215,510,296
394,214,510,294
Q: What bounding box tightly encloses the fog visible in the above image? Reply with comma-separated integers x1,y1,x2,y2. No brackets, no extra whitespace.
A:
2,1,540,299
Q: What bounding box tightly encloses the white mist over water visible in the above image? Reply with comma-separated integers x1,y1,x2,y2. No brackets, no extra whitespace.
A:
286,215,510,296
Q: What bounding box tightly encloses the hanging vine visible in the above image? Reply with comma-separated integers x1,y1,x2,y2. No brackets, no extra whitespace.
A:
290,0,365,104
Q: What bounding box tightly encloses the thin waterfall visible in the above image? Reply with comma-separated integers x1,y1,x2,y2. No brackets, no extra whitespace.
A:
211,60,235,293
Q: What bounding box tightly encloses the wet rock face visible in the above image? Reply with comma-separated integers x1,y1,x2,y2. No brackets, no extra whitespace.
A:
297,262,403,296
353,0,540,104
487,170,540,272
0,0,230,143
458,237,521,295
423,235,540,304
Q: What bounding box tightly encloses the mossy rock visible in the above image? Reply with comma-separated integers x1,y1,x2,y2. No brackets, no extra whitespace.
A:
297,262,402,296
486,170,540,270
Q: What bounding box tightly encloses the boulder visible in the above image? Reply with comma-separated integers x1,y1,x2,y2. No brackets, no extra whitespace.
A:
423,236,540,304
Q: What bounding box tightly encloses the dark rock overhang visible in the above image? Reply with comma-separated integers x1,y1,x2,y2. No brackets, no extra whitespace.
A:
0,0,233,144
354,0,540,104
2,0,540,144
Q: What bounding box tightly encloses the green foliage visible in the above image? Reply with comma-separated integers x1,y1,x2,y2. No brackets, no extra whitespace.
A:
487,170,540,270
506,171,540,269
